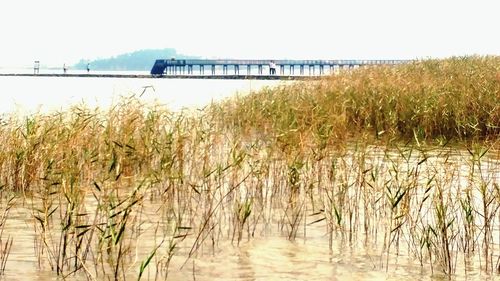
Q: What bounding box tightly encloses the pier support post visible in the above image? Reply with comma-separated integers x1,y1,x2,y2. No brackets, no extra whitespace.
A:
319,65,324,75
223,65,228,75
280,65,284,75
258,65,263,75
211,65,215,75
200,65,204,75
290,65,294,75
247,65,251,75
234,65,239,75
300,65,304,75
309,65,315,75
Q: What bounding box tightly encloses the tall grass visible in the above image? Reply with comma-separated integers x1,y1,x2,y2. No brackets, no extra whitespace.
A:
0,56,497,279
214,56,499,146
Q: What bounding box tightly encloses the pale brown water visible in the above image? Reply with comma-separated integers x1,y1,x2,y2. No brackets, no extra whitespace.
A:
0,146,498,281
0,204,441,281
0,213,493,281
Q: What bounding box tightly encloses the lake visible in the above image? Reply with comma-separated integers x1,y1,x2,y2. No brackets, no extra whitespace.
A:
0,72,285,115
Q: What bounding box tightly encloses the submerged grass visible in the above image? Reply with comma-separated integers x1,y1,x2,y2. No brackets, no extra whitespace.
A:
0,56,497,279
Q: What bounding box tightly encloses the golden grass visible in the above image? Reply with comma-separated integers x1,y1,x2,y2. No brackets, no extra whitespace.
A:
213,56,499,149
0,56,497,279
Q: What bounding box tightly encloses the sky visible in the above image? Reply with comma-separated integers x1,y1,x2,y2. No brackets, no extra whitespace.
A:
0,0,499,67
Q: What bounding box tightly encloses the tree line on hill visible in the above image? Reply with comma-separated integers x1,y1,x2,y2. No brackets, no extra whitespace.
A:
73,48,199,71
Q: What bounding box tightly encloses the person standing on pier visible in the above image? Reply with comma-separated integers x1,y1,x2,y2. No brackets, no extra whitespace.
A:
86,63,90,73
63,63,67,74
269,61,276,75
33,60,40,74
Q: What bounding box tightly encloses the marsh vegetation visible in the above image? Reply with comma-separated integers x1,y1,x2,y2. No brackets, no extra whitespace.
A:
0,56,498,280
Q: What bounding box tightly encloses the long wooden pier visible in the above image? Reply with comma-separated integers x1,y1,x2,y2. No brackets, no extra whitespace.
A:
150,59,410,76
0,59,411,80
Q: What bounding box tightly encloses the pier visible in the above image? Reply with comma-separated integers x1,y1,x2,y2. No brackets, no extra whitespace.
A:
150,59,410,77
0,59,411,80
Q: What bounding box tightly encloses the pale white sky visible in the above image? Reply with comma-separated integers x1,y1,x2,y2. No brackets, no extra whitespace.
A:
0,0,499,67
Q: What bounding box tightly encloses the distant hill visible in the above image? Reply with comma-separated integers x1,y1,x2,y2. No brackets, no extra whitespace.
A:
74,48,199,71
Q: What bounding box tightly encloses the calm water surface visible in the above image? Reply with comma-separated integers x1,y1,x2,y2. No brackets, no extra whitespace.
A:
0,72,285,114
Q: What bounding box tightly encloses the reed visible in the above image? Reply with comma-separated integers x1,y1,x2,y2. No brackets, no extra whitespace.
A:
0,56,497,279
213,56,500,146
0,196,14,275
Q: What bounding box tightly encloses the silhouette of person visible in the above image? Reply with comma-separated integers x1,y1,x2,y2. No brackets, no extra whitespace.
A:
63,64,67,74
86,63,90,73
269,61,276,75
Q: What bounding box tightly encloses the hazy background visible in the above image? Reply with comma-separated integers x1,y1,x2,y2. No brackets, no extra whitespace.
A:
0,0,499,67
